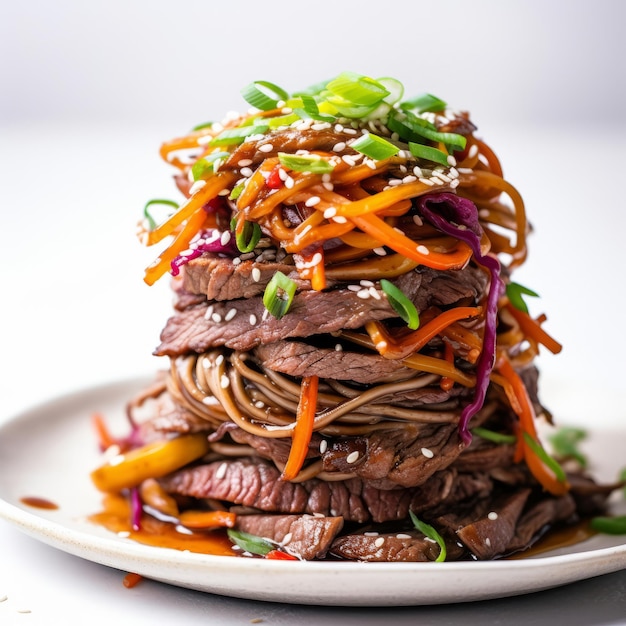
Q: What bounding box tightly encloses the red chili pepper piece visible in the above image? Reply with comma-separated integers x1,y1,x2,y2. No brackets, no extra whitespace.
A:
265,549,298,560
266,166,284,189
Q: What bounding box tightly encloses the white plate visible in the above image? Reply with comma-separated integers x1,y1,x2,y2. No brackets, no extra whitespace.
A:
0,377,625,607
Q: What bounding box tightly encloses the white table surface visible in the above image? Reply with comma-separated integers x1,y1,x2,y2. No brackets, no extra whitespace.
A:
1,121,626,625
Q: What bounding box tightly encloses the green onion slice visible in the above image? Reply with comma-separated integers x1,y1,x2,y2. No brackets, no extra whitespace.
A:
350,133,399,160
143,199,179,230
296,94,335,122
229,182,245,201
191,151,231,181
377,77,404,105
522,432,568,483
241,80,289,111
400,93,447,113
548,427,588,467
278,152,335,174
268,112,301,129
471,427,517,445
590,516,626,535
210,124,269,147
409,511,446,562
380,279,419,329
408,142,451,167
230,216,262,253
506,282,540,314
227,529,275,555
326,71,390,106
191,121,215,131
263,271,297,319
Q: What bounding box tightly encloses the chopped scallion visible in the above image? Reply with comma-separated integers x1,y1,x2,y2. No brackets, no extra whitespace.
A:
408,142,451,167
590,516,626,535
506,282,540,314
263,271,297,319
400,93,447,113
326,71,390,106
380,279,419,329
278,152,335,174
409,511,446,562
231,216,262,253
210,124,269,147
241,80,289,111
471,427,517,445
143,199,179,230
191,151,230,181
350,133,399,160
295,94,335,122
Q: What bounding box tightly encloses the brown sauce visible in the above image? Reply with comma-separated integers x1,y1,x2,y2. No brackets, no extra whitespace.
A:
20,496,59,510
88,494,236,556
507,520,597,559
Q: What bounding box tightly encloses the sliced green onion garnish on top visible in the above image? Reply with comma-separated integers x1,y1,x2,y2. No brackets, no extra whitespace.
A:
191,151,231,181
506,282,540,314
548,427,587,467
241,80,289,111
326,71,390,106
263,271,297,319
409,511,446,562
408,142,451,167
143,199,179,230
400,93,447,113
210,124,269,147
296,94,335,122
191,121,215,131
380,279,419,329
267,112,301,129
522,432,568,483
350,133,399,160
227,529,275,555
230,216,262,253
278,152,335,174
471,427,517,445
376,76,404,105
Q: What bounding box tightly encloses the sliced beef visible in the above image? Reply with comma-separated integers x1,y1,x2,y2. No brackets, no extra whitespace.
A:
254,340,414,384
159,458,492,523
155,287,396,356
235,514,343,560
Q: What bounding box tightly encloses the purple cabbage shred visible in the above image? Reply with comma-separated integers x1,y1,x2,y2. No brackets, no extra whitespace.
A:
170,228,238,276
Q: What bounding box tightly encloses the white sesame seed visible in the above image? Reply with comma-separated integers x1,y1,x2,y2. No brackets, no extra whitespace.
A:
393,227,406,236
402,175,418,184
258,143,274,153
117,531,131,538
488,511,499,521
374,537,385,548
333,142,346,152
319,439,328,454
189,180,207,195
215,354,225,366
457,167,473,174
240,166,253,177
262,308,270,321
447,155,457,166
254,400,265,408
224,308,237,322
282,532,293,545
413,166,423,177
204,305,214,320
449,167,459,179
347,284,361,291
360,279,374,287
215,462,228,479
323,207,337,219
311,122,332,131
249,314,257,325
388,178,403,186
373,247,387,256
342,155,356,166
346,451,360,464
421,447,434,458
202,356,212,369
485,537,492,547
284,176,295,189
413,214,424,226
252,267,261,282
369,287,381,300
364,158,377,169
220,374,230,389
211,313,222,323
238,158,253,167
220,231,232,246
232,257,242,266
468,144,479,158
364,531,379,537
395,533,412,539
450,179,460,189
356,289,371,299
305,196,321,207
343,127,358,135
418,177,435,186
417,245,430,255
322,182,334,191
332,215,347,224
335,343,343,351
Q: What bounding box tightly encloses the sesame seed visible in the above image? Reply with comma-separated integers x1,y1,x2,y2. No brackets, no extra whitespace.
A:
413,214,423,226
220,231,232,246
232,257,242,266
215,354,225,366
360,279,374,287
262,308,270,321
356,289,371,299
334,124,344,132
374,537,385,548
240,166,253,177
388,178,403,186
413,166,423,177
342,155,356,166
343,127,358,135
332,215,347,224
252,267,261,282
369,287,381,300
418,177,435,186
311,122,332,131
323,207,337,219
421,447,434,458
117,531,131,538
211,313,222,323
282,532,293,545
249,314,257,325
373,247,387,256
305,196,321,207
258,143,274,153
402,175,418,184
284,176,295,189
468,144,479,158
447,155,457,166
347,284,361,291
450,179,460,189
335,343,343,351
319,439,328,454
364,531,379,537
204,305,214,320
189,180,207,195
220,374,230,389
254,400,265,408
449,167,459,179
364,158,377,169
238,158,253,167
202,357,212,369
433,171,452,183
485,537,492,547
215,462,227,479
322,181,334,191
346,451,360,464
333,142,346,152
395,533,412,539
488,511,499,521
224,308,237,322
393,227,405,236
417,245,430,255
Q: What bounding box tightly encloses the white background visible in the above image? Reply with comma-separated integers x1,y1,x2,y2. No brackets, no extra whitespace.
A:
1,1,626,624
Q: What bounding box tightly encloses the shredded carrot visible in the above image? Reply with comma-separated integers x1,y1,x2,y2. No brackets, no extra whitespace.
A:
282,375,319,481
504,303,562,354
310,249,327,291
350,213,472,271
178,510,237,529
144,207,209,285
366,307,481,360
92,412,115,452
122,572,144,589
236,157,278,210
440,342,455,392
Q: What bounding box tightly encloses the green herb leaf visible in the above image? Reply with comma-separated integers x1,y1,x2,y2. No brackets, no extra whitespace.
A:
227,529,275,555
471,427,517,445
506,282,540,314
241,80,289,111
263,271,297,319
590,515,626,535
380,279,419,329
278,152,335,174
350,133,399,160
143,199,179,230
548,427,588,468
409,511,447,562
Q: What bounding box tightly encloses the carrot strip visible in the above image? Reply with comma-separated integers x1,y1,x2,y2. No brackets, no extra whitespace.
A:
92,412,115,452
282,376,319,481
310,250,327,291
178,510,237,529
440,342,455,392
505,303,562,354
236,157,279,211
143,207,209,285
350,213,472,271
147,171,236,246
